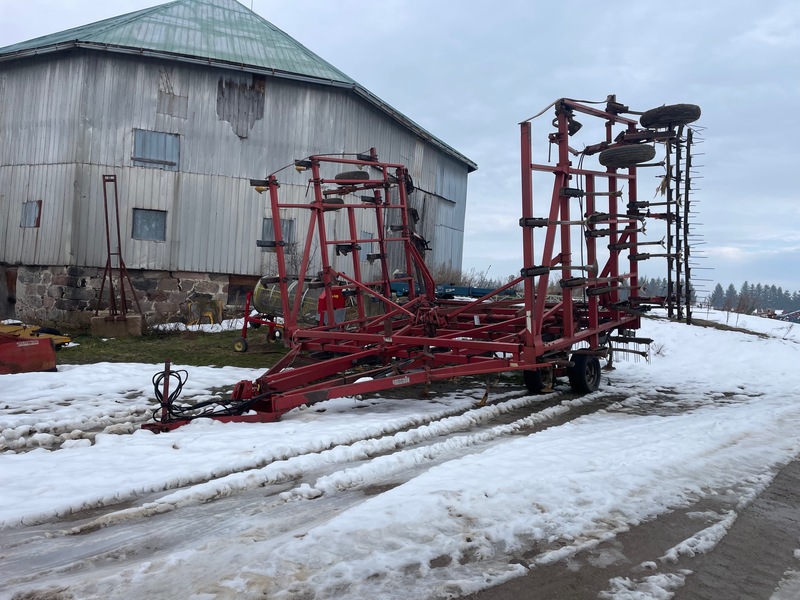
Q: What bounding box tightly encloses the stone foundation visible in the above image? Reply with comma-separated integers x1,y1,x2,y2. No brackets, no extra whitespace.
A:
13,265,233,331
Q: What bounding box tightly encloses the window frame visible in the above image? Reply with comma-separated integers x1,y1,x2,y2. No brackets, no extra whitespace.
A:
261,217,297,252
132,129,180,171
131,208,168,242
20,200,42,228
360,230,375,260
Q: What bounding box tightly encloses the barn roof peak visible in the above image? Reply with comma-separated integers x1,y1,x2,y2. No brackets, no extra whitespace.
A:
0,0,355,85
0,0,477,171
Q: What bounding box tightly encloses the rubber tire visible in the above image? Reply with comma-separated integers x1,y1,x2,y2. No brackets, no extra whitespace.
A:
323,197,345,211
233,337,248,353
567,354,601,393
640,103,701,129
598,144,656,169
35,327,63,335
335,170,369,180
34,327,67,351
523,368,554,394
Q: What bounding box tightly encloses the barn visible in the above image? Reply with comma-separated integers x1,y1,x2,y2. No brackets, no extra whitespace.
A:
0,0,475,328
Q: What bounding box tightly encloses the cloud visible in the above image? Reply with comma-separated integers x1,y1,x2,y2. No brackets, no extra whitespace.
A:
735,4,800,48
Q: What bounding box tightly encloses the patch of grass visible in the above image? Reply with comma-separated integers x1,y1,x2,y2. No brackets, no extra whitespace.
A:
58,328,286,369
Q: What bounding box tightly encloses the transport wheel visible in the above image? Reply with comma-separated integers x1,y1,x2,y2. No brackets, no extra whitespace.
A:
640,103,701,129
323,197,345,211
568,354,601,393
598,144,656,169
233,337,248,353
334,170,369,180
523,367,554,394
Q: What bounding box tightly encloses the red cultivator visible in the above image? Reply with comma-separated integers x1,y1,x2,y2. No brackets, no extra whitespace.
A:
145,97,699,432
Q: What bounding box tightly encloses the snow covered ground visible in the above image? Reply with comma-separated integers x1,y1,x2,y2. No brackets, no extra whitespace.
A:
2,309,800,599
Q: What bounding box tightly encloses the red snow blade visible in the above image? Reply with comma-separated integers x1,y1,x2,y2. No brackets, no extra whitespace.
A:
0,333,57,374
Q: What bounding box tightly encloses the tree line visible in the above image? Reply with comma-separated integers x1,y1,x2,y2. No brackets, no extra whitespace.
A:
424,268,800,316
707,281,800,314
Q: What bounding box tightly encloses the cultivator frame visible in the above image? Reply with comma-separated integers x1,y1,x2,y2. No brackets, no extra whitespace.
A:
145,97,678,432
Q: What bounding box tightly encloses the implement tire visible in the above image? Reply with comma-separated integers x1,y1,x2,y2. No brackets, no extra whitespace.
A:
233,337,248,353
568,354,601,393
523,367,554,394
335,170,369,180
598,144,656,169
640,103,701,129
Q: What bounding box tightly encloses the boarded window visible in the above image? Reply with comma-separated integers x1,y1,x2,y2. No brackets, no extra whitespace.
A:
360,230,374,259
157,91,189,119
132,208,167,241
132,129,180,170
20,200,42,228
261,217,296,252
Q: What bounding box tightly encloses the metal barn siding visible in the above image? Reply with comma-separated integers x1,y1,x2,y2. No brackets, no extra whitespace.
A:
0,54,88,267
1,50,469,279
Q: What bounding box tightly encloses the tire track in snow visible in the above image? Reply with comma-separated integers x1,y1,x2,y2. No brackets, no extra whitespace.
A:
291,394,608,500
68,388,619,537
57,388,565,533
0,387,505,528
0,387,614,594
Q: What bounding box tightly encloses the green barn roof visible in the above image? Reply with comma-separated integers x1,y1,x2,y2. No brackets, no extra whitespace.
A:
0,0,354,84
0,0,476,170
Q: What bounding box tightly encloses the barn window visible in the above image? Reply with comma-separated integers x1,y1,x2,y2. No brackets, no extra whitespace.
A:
157,91,189,119
261,217,296,252
132,208,167,241
360,230,374,259
132,129,180,170
20,200,42,228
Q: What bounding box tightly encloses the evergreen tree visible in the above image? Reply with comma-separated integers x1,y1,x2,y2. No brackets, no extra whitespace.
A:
709,283,724,309
737,281,756,313
724,284,738,311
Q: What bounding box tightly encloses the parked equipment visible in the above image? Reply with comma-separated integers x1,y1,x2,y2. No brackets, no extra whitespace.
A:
0,333,57,374
145,97,700,431
0,322,71,374
232,290,285,353
0,322,71,348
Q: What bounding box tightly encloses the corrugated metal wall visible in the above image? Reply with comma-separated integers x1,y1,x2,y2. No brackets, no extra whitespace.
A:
0,51,470,277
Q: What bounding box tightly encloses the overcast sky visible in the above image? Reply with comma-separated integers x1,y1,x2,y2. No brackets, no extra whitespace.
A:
2,0,799,295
